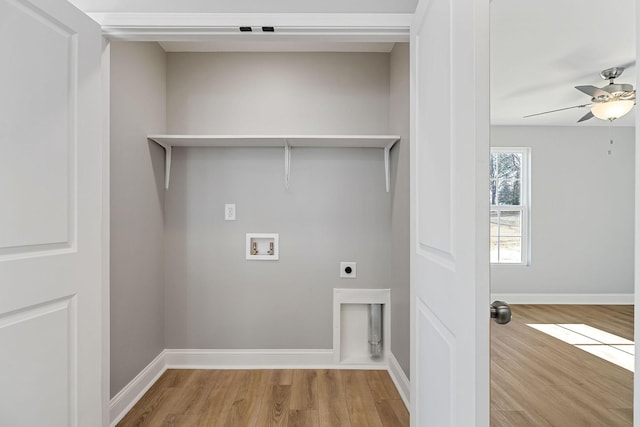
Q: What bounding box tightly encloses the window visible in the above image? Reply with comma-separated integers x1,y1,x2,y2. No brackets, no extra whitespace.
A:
490,148,529,264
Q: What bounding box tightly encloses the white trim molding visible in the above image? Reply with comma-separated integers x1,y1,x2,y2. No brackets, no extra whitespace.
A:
109,350,167,426
491,293,634,305
88,13,412,42
388,352,410,410
164,348,336,369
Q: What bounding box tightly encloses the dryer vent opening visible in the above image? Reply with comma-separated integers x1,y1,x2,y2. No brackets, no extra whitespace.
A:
368,303,383,359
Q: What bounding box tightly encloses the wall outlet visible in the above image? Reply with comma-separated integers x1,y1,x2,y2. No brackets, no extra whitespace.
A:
340,262,357,278
224,204,236,221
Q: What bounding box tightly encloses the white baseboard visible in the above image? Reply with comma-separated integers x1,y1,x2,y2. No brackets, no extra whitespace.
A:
109,350,167,427
491,293,634,305
387,352,410,410
164,348,339,369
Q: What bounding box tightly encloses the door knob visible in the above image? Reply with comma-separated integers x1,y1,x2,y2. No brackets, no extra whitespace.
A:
490,300,511,324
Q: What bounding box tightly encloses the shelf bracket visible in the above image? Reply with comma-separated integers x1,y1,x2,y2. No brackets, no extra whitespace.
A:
164,144,172,190
383,140,398,193
284,139,291,189
150,139,172,190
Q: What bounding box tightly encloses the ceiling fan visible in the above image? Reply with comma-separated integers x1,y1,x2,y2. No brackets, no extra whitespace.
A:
524,67,636,122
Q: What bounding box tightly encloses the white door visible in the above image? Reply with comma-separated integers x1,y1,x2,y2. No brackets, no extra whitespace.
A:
410,0,491,425
0,0,104,426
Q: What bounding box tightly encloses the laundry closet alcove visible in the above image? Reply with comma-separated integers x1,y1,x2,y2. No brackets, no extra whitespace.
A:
109,41,411,420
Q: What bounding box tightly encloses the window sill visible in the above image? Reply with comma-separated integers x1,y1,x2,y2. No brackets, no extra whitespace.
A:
490,263,530,268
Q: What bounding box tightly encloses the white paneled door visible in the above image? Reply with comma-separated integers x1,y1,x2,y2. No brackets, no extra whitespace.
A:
410,0,491,425
0,0,104,426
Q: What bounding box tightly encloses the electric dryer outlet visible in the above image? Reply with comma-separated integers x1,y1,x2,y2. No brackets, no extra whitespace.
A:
340,262,357,278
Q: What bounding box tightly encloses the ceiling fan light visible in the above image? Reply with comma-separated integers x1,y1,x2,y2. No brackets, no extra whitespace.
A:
591,100,635,121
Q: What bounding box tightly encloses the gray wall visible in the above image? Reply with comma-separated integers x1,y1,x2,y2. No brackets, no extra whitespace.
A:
110,42,167,397
166,52,390,134
163,52,395,349
490,126,634,295
164,147,392,348
389,43,410,377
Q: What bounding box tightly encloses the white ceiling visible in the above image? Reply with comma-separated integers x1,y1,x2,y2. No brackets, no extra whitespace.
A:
72,0,636,127
491,0,636,127
69,0,419,13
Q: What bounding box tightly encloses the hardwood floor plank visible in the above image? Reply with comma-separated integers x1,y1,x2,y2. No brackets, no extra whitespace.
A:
255,384,291,426
155,369,193,389
534,384,629,426
374,399,408,426
223,369,269,427
342,370,383,427
116,386,172,426
269,369,294,386
166,369,214,420
490,409,550,427
610,408,634,425
386,398,410,426
288,409,320,427
366,370,401,401
290,370,318,410
138,370,197,426
193,370,242,427
117,369,193,426
253,369,295,426
317,370,351,427
579,372,634,409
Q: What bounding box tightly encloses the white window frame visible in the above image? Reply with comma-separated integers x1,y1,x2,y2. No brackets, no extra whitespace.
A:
490,147,530,266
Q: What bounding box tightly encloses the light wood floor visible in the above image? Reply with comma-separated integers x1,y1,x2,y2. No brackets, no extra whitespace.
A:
116,369,409,426
117,305,633,426
491,304,633,426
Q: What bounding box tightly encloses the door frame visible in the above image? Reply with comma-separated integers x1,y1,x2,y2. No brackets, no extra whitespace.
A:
94,11,416,414
101,40,112,426
87,10,640,423
635,2,640,417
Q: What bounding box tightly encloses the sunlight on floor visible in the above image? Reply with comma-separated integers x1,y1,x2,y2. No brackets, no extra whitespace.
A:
527,323,635,372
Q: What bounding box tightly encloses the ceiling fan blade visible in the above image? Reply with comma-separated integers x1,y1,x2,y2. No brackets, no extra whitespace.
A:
575,85,610,99
577,111,594,123
523,104,590,118
619,60,636,69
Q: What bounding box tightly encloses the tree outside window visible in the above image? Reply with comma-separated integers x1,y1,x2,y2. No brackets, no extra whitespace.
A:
490,148,529,264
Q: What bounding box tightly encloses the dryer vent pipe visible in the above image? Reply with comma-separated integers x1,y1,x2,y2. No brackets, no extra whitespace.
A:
368,304,383,359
